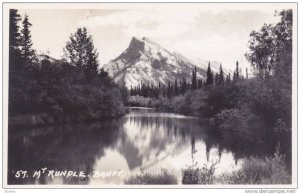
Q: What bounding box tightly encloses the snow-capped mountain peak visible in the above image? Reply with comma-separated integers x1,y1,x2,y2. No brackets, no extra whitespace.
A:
103,37,226,89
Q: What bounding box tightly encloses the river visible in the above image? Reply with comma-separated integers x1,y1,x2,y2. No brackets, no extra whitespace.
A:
8,107,290,185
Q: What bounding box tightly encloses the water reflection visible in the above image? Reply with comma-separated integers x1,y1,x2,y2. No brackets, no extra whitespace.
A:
8,120,123,185
8,107,288,185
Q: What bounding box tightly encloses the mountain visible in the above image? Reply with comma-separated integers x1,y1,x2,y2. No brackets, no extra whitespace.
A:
36,54,61,64
103,37,225,89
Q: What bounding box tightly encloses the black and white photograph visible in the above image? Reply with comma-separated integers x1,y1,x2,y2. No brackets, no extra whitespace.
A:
2,2,298,190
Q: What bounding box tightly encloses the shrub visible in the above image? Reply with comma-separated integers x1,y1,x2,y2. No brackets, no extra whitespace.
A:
172,95,189,114
9,57,127,123
209,105,269,135
182,163,217,184
124,169,178,185
128,95,152,107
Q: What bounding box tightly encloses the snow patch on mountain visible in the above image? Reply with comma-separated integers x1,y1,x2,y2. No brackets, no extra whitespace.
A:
103,37,229,89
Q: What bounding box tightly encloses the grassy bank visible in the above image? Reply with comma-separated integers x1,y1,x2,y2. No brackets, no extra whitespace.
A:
124,169,178,185
124,152,291,185
216,152,291,184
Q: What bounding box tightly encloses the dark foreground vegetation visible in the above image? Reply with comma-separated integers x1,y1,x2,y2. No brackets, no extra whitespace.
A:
9,10,128,125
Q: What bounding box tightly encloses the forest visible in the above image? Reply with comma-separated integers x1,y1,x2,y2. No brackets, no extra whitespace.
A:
9,9,128,125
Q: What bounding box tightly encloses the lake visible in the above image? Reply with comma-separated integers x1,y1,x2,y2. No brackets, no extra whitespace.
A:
8,107,290,185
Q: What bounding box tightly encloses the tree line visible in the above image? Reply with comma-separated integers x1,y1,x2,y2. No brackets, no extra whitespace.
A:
130,60,246,99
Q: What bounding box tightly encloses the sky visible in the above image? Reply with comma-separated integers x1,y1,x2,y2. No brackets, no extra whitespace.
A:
15,3,295,71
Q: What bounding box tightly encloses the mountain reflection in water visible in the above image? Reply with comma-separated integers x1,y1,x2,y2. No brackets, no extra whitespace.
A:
8,107,288,185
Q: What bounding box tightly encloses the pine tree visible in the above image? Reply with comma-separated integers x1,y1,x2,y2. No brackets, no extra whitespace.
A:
86,40,98,73
233,61,240,82
219,63,224,84
197,79,203,89
9,9,21,51
9,9,23,113
206,62,213,85
158,82,161,96
174,78,178,96
65,27,99,73
20,14,35,66
181,77,187,94
130,85,133,95
236,61,239,78
226,73,231,84
167,81,172,98
9,9,22,72
191,66,197,90
215,73,219,85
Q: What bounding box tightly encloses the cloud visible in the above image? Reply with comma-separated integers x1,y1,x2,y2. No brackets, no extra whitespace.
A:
170,34,250,70
79,9,200,38
123,22,190,38
74,4,294,68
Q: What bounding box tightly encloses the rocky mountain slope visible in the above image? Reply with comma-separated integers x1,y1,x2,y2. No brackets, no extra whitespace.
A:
103,37,225,89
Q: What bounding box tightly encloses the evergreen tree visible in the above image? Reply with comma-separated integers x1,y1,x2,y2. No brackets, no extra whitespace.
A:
206,62,214,85
65,27,99,73
9,9,23,115
167,81,172,98
226,73,231,84
20,14,36,66
236,61,239,78
130,86,133,95
219,63,224,84
174,78,179,95
233,61,240,82
215,73,219,85
191,66,197,90
9,9,21,51
181,77,187,94
9,9,22,73
158,82,162,96
86,40,98,73
197,79,203,89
